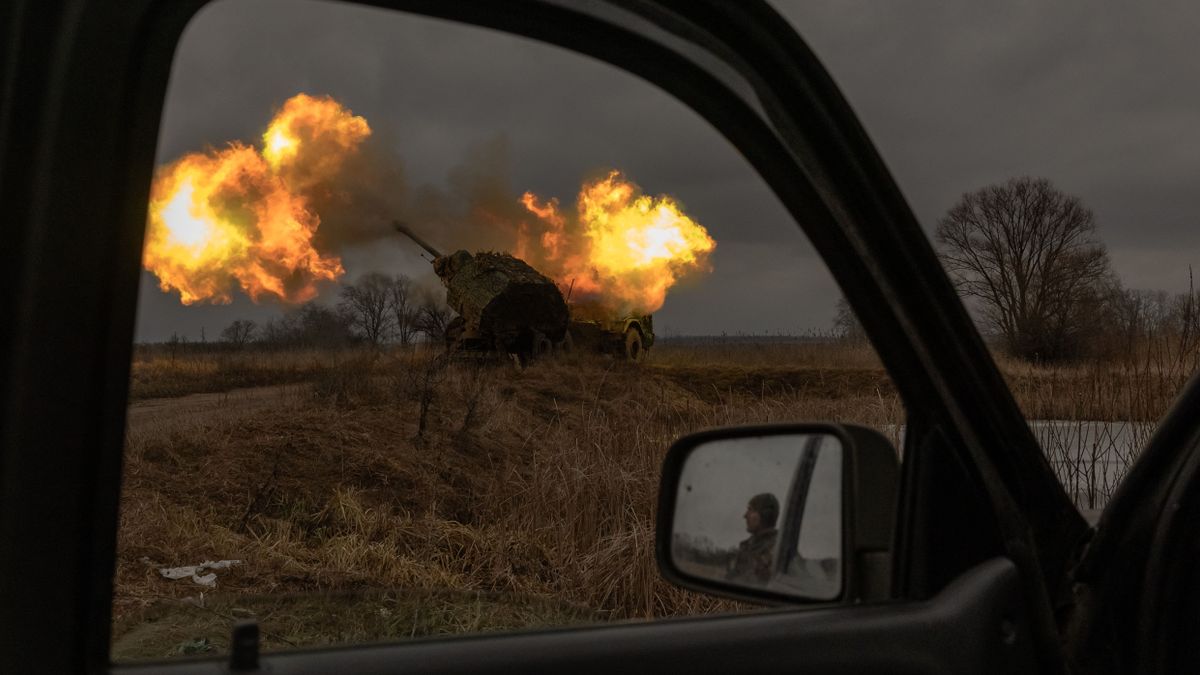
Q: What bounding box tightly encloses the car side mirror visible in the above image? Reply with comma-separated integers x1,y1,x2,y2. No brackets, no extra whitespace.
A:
656,423,899,605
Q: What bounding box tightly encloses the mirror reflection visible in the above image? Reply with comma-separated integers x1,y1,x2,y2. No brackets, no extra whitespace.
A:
671,433,842,600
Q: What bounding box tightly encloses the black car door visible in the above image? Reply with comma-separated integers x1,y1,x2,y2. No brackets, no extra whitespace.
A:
1,1,1100,674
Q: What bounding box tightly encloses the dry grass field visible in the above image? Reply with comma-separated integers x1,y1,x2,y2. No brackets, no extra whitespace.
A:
112,339,1195,660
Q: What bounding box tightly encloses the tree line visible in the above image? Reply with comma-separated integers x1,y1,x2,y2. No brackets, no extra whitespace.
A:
836,176,1200,363
213,273,451,350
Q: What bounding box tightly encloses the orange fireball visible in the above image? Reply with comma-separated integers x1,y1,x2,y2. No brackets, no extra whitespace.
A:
262,93,371,188
519,171,715,314
143,93,369,304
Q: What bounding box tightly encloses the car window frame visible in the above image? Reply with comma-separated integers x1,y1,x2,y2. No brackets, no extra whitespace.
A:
0,1,1093,672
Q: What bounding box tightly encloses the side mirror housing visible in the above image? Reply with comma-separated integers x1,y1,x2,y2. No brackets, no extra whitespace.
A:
656,423,899,605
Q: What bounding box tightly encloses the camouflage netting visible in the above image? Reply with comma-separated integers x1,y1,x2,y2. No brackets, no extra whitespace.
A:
434,250,569,344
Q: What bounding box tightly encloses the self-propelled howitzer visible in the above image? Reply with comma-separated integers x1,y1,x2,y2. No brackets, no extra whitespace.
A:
393,221,569,362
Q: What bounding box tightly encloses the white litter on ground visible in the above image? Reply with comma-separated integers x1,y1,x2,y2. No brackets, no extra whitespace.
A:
158,560,241,587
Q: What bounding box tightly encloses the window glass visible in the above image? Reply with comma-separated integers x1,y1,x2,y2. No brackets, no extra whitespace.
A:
114,0,902,661
776,1,1200,514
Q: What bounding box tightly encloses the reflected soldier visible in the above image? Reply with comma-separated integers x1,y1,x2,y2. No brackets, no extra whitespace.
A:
727,492,780,584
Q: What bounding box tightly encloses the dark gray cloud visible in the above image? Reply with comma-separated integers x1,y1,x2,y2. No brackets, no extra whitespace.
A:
139,0,816,341
136,0,1200,341
774,0,1200,292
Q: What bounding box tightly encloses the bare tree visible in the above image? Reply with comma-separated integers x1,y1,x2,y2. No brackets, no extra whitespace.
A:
261,314,298,347
415,291,452,343
339,272,394,347
832,297,866,342
1104,286,1172,350
297,302,356,347
1168,269,1200,360
388,274,419,346
935,177,1113,361
260,302,354,348
167,331,183,363
220,319,257,348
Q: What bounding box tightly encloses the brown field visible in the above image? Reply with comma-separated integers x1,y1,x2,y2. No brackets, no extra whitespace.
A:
112,339,1194,661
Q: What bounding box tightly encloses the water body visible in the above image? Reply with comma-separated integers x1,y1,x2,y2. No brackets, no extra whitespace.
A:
1030,420,1156,512
886,420,1156,514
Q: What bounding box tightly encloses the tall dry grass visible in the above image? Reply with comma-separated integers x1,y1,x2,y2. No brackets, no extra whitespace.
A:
128,345,451,400
653,338,882,369
997,335,1200,509
113,343,904,660
114,335,1199,660
129,348,338,400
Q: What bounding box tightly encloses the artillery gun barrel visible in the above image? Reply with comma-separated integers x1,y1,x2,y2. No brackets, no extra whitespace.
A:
392,220,443,259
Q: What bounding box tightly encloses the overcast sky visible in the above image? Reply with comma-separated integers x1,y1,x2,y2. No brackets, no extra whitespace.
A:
135,0,1200,342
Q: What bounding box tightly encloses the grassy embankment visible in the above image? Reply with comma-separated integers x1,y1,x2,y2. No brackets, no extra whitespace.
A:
113,339,1194,660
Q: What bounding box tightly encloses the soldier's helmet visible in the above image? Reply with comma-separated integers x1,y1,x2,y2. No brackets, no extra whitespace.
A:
749,492,780,527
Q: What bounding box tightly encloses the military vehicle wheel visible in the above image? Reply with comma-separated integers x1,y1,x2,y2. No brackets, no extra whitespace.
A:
624,328,644,362
556,331,574,355
445,316,466,352
533,333,553,359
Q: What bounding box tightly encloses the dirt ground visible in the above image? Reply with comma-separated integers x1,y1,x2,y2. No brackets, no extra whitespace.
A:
126,384,308,437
